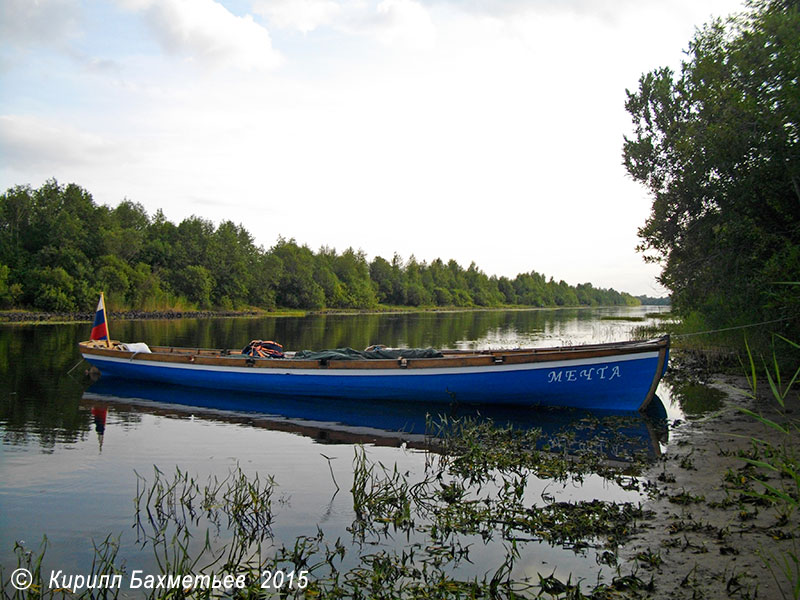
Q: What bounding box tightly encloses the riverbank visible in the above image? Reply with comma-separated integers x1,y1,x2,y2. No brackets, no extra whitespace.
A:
0,308,265,324
0,304,664,325
620,370,799,599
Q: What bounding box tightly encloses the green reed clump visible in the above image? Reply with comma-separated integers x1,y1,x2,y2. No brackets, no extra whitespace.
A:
427,414,650,490
737,334,800,599
135,464,276,546
427,414,544,481
129,463,280,593
134,466,202,539
350,446,431,539
508,501,653,551
599,316,645,322
1,536,124,600
348,436,652,570
2,414,665,600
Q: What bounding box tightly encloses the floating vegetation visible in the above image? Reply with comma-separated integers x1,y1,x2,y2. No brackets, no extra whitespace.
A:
645,312,674,320
1,416,667,599
599,316,646,322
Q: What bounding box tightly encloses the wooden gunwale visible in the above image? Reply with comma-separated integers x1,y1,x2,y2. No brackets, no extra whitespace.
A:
78,337,668,371
639,340,669,412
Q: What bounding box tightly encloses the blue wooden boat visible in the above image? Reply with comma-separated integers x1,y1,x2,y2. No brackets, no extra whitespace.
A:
79,335,669,412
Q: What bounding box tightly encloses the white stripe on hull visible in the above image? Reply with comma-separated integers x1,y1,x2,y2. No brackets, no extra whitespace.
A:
82,350,659,377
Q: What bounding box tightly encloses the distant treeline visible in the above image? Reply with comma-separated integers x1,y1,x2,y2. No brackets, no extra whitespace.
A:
0,181,640,312
636,296,670,306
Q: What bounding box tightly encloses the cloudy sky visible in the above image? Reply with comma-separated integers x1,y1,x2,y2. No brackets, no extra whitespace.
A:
0,0,743,296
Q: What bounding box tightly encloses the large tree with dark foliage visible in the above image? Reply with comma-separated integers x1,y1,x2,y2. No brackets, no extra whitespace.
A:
623,0,800,333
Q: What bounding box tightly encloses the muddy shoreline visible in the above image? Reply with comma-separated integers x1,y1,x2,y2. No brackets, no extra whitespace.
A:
621,373,798,599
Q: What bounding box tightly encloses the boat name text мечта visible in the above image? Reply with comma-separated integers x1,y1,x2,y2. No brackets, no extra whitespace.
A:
547,366,621,384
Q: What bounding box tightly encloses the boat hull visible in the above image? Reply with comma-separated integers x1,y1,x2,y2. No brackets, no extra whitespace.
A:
81,339,669,412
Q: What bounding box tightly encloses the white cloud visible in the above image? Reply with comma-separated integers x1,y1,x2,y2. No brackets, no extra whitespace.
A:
116,0,282,70
364,0,437,50
252,0,341,34
0,0,746,295
435,0,742,22
0,0,81,47
253,0,436,51
0,115,123,170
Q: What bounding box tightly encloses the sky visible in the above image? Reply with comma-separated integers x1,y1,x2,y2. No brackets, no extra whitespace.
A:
0,0,745,297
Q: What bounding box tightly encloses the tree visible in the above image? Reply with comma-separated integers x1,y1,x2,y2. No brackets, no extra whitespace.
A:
172,265,215,308
314,246,348,307
369,256,394,304
208,221,252,308
1,179,644,313
0,264,21,307
333,248,377,308
103,200,150,262
623,0,800,331
271,238,325,309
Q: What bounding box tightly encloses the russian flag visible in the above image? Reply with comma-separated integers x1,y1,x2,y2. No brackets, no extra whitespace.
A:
91,293,109,342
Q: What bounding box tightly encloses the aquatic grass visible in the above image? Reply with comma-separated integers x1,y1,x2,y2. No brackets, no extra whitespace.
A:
1,537,50,600
348,432,654,565
3,415,666,600
599,316,646,322
349,446,428,540
645,312,674,320
736,334,800,600
134,464,276,546
1,536,123,600
427,414,652,490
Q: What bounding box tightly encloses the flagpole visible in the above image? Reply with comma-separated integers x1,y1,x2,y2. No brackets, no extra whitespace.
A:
101,292,111,348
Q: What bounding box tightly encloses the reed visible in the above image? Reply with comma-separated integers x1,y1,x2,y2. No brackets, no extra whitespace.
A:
1,536,123,600
2,416,666,599
738,334,800,600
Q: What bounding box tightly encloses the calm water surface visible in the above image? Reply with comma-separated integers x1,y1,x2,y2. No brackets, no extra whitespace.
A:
1,307,686,590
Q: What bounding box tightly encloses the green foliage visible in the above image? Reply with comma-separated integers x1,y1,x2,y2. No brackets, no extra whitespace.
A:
272,238,326,309
1,180,641,312
623,0,800,337
0,264,19,308
172,265,215,308
28,266,79,312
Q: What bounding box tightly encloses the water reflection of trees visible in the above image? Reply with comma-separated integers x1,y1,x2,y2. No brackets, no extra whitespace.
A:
0,323,90,447
1,308,651,448
120,309,589,352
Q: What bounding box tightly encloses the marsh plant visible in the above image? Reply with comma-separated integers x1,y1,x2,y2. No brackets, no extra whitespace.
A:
2,418,661,599
739,334,800,599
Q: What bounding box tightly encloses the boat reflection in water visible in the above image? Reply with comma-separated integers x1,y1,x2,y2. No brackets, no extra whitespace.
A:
82,378,668,462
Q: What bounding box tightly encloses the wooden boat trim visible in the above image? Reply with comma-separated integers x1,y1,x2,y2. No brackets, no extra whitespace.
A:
79,337,669,373
639,339,669,412
80,347,664,377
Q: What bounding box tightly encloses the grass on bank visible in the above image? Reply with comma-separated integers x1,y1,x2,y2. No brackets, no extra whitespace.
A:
737,336,800,600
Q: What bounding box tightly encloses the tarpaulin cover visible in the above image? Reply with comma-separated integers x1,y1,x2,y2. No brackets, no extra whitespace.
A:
293,347,443,361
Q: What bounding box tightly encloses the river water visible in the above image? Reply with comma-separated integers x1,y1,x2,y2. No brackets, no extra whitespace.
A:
1,306,691,593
